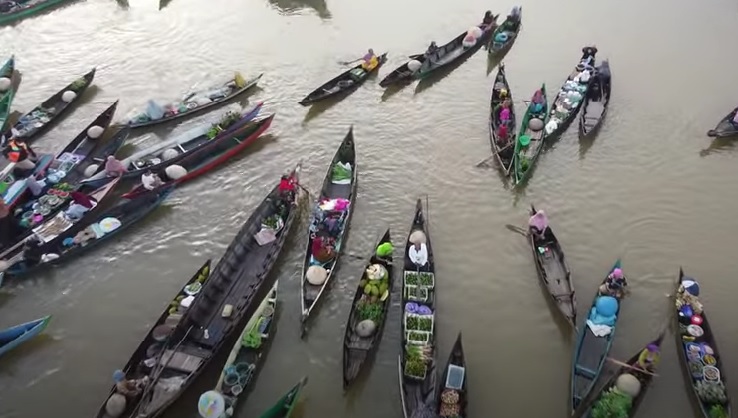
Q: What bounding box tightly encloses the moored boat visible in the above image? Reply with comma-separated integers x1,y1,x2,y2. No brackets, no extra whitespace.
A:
0,0,74,25
579,60,611,138
398,198,437,418
0,56,17,131
0,315,51,357
436,333,467,418
2,68,96,144
488,62,516,175
257,376,309,418
124,72,262,128
570,259,626,413
488,6,522,57
379,54,424,88
299,53,387,105
300,128,356,335
512,84,548,186
673,269,732,418
342,228,394,389
545,48,597,140
707,107,738,138
121,113,275,199
527,205,575,328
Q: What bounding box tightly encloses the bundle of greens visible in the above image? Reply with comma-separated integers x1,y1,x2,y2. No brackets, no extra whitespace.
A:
696,380,728,404
591,389,632,418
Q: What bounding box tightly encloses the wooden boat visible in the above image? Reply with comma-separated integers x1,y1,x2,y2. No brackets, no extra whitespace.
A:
258,376,309,418
415,18,498,80
121,114,274,199
124,73,262,128
96,166,302,418
528,204,575,328
398,199,437,418
575,328,666,418
436,333,467,418
209,280,279,414
300,128,357,334
579,60,611,138
545,51,596,140
488,62,516,175
512,84,548,186
300,53,387,105
570,259,625,413
379,54,423,88
488,6,522,57
3,68,96,144
82,102,263,189
0,315,50,357
0,0,74,25
707,107,738,138
0,56,17,131
342,228,394,389
674,268,732,418
0,181,163,282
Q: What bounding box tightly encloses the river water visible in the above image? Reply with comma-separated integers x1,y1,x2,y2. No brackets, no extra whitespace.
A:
1,0,738,417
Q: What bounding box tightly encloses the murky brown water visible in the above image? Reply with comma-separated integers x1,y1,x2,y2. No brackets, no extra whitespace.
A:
2,0,738,417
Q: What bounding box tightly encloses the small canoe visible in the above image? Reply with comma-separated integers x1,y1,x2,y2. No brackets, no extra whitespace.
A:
299,53,387,106
3,68,96,145
512,83,548,186
415,18,497,80
545,50,596,140
579,60,611,138
575,328,666,418
125,72,262,128
0,56,17,131
209,281,279,413
258,376,309,418
342,228,394,389
379,54,424,88
527,205,575,328
0,315,51,357
300,128,357,335
570,259,625,413
0,0,74,25
707,107,738,138
674,268,732,418
398,199,437,418
436,333,467,418
488,7,522,57
488,62,516,175
81,102,262,189
121,113,274,199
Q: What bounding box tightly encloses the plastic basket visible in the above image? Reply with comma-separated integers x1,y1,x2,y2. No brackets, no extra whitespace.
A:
403,312,435,333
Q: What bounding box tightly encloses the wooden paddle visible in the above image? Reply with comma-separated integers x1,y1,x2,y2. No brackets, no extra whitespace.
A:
505,224,528,236
606,357,659,377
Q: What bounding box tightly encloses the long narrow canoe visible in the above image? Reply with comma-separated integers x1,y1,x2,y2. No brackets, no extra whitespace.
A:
0,0,74,25
121,114,274,199
299,54,387,105
125,73,262,128
528,204,575,328
2,68,96,145
579,60,611,138
342,228,393,389
674,268,732,418
575,328,666,418
379,54,423,88
0,315,51,357
398,199,437,418
300,128,357,335
545,50,596,140
570,259,625,413
436,333,467,418
707,106,738,138
489,62,516,175
0,56,17,131
96,167,302,418
258,376,309,418
487,6,522,57
512,84,548,186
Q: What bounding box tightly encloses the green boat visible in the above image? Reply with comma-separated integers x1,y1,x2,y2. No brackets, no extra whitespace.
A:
259,376,308,418
0,56,16,131
512,83,548,185
0,0,75,25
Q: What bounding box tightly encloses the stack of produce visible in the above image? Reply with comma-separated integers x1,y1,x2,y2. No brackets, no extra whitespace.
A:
403,344,432,380
353,264,389,337
590,373,641,418
439,389,461,417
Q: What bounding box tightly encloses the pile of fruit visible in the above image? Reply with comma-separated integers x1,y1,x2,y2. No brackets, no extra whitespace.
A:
439,389,461,417
359,263,389,303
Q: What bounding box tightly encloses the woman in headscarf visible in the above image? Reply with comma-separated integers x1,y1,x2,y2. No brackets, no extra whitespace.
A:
528,209,549,240
637,343,661,371
531,89,545,113
0,198,21,249
599,267,628,297
65,191,97,221
311,234,336,263
104,155,128,177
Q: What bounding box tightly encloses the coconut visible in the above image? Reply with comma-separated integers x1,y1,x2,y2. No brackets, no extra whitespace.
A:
407,60,422,72
306,265,328,285
528,118,544,132
84,164,100,178
162,148,179,160
355,319,377,337
105,393,127,417
615,373,641,398
61,90,77,103
0,77,10,92
409,230,427,245
164,164,188,180
87,125,104,139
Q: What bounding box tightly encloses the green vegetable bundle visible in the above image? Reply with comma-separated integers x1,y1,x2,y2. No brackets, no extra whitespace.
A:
710,404,728,418
357,300,383,323
696,380,728,404
591,389,632,418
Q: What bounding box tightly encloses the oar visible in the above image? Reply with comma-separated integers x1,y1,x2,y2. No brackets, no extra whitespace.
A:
505,224,528,236
475,155,496,168
606,358,659,377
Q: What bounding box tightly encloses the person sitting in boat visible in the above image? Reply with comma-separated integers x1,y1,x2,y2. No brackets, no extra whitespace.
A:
425,42,438,59
507,5,522,30
105,155,128,177
278,174,296,200
3,136,37,176
497,124,509,146
528,209,549,240
531,89,545,113
112,369,149,399
0,198,21,249
141,170,164,191
581,45,597,67
599,267,628,298
499,103,511,125
21,236,43,267
65,191,97,221
408,240,428,267
482,10,496,25
360,49,379,71
311,233,336,263
637,343,661,371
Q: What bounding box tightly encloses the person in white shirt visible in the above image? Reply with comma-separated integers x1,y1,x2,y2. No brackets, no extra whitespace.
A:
141,170,163,191
408,241,428,267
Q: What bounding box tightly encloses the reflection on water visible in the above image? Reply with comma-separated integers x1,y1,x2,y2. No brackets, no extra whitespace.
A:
267,0,330,19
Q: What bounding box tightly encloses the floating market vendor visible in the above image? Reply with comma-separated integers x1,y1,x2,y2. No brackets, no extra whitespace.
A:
105,155,128,177
65,191,97,221
112,369,149,398
141,170,164,191
0,198,21,249
528,209,549,240
482,10,496,25
278,174,296,200
360,48,379,71
3,135,38,175
637,343,661,371
425,41,438,58
312,234,336,263
581,45,598,67
376,241,393,260
408,240,428,267
599,268,628,298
